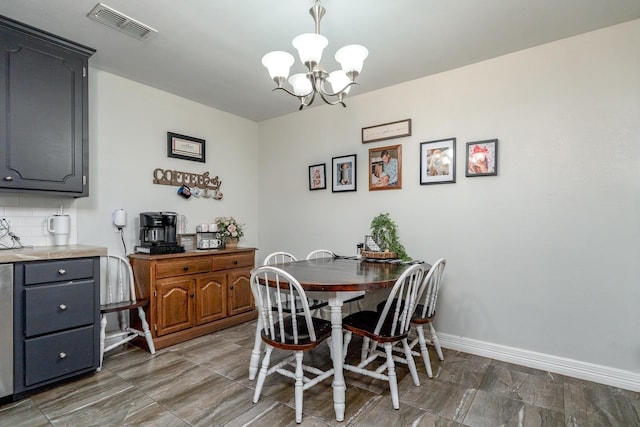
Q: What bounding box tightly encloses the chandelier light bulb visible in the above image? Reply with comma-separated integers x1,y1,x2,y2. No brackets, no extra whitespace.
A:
335,44,369,74
288,73,313,96
261,51,295,80
328,70,351,95
292,33,328,67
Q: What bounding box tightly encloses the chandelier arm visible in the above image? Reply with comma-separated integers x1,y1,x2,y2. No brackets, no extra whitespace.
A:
272,86,313,99
319,92,347,108
319,81,359,98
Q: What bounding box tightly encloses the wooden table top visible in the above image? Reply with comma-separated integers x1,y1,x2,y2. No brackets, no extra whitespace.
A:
265,257,429,292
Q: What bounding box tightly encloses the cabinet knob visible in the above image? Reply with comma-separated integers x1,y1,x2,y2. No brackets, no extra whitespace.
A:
59,304,67,311
58,269,67,275
190,293,195,298
3,176,13,181
59,352,67,359
233,260,238,265
183,266,189,271
229,286,234,290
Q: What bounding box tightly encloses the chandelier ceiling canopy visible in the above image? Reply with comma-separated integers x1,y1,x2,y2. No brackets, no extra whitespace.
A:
261,0,368,110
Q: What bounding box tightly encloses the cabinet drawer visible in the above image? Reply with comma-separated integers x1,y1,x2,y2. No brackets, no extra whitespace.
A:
24,280,95,337
156,257,211,278
23,258,94,285
24,326,95,386
212,253,254,270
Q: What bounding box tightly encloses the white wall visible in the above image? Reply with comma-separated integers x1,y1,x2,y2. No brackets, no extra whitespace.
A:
77,70,259,256
257,20,640,386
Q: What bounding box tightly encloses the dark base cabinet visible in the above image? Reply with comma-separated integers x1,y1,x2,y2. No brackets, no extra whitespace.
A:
13,258,100,395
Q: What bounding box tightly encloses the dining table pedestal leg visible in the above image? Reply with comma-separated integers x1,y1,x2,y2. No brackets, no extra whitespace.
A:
329,298,345,421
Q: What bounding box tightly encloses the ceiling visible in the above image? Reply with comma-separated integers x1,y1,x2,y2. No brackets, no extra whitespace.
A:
1,1,639,122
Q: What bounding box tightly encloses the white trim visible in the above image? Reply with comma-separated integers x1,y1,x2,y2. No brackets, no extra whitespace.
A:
438,333,640,392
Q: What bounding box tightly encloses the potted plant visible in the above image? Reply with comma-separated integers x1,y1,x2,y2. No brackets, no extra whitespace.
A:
369,213,410,261
215,216,244,247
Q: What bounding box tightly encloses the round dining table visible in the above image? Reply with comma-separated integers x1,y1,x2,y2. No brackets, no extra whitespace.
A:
249,256,427,421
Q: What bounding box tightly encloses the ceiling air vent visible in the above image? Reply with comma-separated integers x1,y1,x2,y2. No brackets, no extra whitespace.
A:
87,3,157,41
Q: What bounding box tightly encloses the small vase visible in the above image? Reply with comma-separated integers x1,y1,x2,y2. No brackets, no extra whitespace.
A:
226,238,238,249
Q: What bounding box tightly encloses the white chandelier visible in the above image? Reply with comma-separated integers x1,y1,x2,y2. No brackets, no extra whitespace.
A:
261,0,368,110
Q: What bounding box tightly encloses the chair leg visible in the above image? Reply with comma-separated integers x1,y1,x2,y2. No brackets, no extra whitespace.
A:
416,325,433,378
294,351,304,423
253,344,272,404
429,323,444,361
383,342,400,409
402,338,420,387
137,307,156,354
98,315,107,371
342,331,353,363
360,337,370,363
249,318,264,380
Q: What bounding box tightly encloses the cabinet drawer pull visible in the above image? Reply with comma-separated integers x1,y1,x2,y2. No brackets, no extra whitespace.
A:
59,352,67,359
58,269,67,275
3,176,13,181
59,304,67,311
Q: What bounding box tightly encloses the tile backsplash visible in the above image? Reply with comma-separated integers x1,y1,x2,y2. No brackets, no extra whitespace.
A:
0,197,77,248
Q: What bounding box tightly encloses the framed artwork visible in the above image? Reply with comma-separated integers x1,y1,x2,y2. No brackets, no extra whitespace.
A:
362,119,411,143
368,144,402,191
466,139,498,177
167,132,206,163
331,154,357,192
309,163,326,190
420,138,456,185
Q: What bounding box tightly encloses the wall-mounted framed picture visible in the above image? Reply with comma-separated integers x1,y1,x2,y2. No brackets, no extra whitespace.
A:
362,119,412,143
420,138,456,185
332,154,357,192
309,163,326,190
466,139,498,177
167,132,206,163
368,144,402,191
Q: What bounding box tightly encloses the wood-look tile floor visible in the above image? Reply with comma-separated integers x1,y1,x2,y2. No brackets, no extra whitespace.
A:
1,320,639,426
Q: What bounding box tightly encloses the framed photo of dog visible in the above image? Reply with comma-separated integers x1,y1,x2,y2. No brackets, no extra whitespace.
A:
420,138,456,185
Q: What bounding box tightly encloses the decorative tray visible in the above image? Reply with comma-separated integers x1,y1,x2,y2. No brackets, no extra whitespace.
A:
361,250,398,259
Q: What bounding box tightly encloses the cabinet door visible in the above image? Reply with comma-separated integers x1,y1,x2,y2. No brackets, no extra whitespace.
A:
156,278,194,336
195,273,226,325
0,23,90,195
227,269,253,316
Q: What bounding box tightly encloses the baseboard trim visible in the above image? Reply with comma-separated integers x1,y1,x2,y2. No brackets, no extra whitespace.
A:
438,333,640,392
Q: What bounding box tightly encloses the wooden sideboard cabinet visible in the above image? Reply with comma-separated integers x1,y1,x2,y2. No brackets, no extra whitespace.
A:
128,248,256,350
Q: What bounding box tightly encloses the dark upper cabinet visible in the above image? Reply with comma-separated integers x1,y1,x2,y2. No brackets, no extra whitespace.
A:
0,16,95,197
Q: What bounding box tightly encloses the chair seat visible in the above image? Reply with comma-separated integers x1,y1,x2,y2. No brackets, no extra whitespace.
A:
100,298,149,314
342,310,409,343
376,300,434,324
261,315,332,351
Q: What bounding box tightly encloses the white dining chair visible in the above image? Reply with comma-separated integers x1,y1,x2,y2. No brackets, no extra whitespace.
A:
375,258,447,378
99,255,155,370
305,249,364,314
341,263,427,409
250,265,334,424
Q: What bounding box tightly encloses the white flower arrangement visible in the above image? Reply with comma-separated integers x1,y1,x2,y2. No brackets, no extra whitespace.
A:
215,216,244,243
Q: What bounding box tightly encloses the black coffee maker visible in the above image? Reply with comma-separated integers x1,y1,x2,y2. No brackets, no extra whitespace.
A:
135,211,185,254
